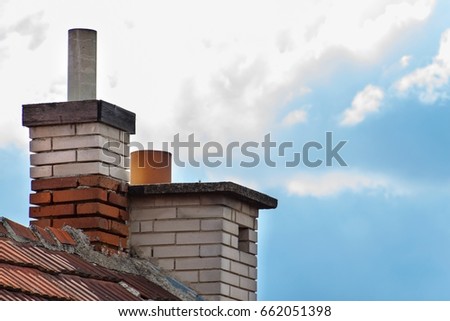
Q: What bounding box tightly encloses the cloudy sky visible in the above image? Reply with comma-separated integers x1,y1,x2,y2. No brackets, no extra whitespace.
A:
2,0,450,300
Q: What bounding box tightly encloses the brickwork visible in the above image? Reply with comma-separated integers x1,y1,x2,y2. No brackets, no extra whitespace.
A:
129,193,259,301
28,123,130,181
29,175,129,250
24,100,135,252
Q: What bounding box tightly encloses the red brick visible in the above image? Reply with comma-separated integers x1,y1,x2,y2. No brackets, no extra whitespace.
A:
52,217,109,230
109,221,129,237
30,192,52,205
84,230,123,248
4,218,38,242
31,177,78,191
29,204,75,218
108,191,128,208
48,227,76,246
77,202,121,219
30,219,53,229
32,225,57,246
119,209,129,221
78,175,121,191
53,188,108,203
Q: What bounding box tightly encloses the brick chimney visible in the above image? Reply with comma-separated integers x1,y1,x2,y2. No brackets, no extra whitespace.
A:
21,28,278,301
22,29,136,252
128,180,277,301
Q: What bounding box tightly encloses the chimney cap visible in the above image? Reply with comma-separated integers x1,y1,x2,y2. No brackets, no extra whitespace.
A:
129,181,278,209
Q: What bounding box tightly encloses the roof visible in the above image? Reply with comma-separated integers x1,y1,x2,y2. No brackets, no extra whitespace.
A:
0,217,200,301
129,181,278,209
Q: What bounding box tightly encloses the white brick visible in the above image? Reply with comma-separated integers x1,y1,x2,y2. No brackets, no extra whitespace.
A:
175,257,226,270
177,206,226,219
171,195,201,206
157,258,175,270
201,219,221,231
176,231,227,245
130,207,176,220
239,276,257,291
153,245,199,258
140,221,153,232
30,165,52,178
30,124,75,138
130,196,155,208
53,162,109,176
130,221,140,233
230,261,249,277
234,211,254,228
121,132,130,144
249,292,257,301
76,122,121,140
229,286,249,301
248,207,258,218
200,244,221,257
239,241,257,255
77,149,125,167
30,150,76,166
130,232,175,246
106,140,129,157
154,196,174,207
135,245,152,257
249,267,257,279
199,195,242,212
199,270,240,286
222,246,240,261
154,219,200,232
192,282,230,296
53,135,107,150
239,228,257,242
231,235,239,248
109,166,129,181
201,219,239,235
200,244,239,261
239,251,257,267
30,138,51,152
199,269,221,282
171,271,199,283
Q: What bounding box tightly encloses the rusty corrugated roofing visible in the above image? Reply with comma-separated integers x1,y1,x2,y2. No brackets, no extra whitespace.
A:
0,217,187,301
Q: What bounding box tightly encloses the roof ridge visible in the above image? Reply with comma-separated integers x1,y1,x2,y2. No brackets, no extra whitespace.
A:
0,217,202,301
0,217,77,251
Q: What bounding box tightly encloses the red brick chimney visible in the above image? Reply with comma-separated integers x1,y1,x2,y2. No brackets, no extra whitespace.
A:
22,29,136,252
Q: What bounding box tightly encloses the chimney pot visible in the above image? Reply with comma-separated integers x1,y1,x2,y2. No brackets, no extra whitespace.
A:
130,150,172,185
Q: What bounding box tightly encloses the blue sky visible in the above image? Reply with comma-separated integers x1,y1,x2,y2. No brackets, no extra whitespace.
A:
1,0,450,300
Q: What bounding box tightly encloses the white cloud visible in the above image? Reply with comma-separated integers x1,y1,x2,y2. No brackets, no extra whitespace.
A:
282,108,308,127
395,28,450,103
11,11,48,50
400,55,412,67
0,0,436,148
287,170,409,198
340,85,384,126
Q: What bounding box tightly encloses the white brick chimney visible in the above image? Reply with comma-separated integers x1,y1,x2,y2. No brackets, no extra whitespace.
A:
128,182,277,301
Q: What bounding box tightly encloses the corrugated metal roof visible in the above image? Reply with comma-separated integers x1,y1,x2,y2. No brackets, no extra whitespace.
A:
0,218,182,301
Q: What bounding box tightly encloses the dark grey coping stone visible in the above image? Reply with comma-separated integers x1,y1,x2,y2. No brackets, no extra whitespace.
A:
22,100,136,134
129,181,278,210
